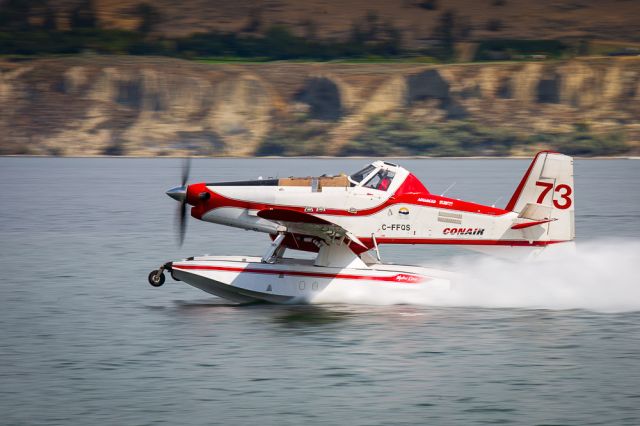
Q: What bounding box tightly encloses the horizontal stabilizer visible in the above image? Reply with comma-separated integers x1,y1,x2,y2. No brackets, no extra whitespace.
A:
511,219,555,230
518,202,552,220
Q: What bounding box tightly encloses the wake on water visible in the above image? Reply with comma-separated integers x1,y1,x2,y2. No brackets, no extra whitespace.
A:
314,240,640,313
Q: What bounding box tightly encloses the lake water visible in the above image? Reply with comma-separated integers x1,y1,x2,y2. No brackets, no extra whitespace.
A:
1,157,639,425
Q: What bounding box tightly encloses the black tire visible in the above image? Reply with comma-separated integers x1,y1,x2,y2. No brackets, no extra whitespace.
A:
148,270,165,287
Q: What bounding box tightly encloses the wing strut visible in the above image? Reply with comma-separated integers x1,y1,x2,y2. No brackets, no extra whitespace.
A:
371,233,381,261
262,233,286,264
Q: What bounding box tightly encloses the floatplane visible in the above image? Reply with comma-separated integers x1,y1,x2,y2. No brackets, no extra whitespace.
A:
149,151,574,304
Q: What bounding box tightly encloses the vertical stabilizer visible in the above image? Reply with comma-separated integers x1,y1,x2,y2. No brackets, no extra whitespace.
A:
506,151,575,241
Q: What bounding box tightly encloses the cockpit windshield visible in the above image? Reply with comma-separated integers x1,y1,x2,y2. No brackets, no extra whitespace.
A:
349,165,376,185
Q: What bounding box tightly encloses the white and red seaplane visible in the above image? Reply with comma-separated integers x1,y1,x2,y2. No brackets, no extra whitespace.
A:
149,151,575,304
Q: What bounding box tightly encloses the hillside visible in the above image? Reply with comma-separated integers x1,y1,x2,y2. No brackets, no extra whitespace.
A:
1,56,638,156
47,0,640,45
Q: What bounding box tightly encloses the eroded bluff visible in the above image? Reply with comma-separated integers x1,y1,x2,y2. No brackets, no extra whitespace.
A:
0,56,638,156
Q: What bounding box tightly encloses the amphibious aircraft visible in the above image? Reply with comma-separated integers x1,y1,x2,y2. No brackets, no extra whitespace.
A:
148,151,574,303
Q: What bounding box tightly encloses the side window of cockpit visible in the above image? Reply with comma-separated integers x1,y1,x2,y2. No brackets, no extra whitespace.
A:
363,170,395,191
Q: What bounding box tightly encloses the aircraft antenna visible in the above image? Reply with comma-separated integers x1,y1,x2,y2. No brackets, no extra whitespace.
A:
440,182,456,197
491,196,503,208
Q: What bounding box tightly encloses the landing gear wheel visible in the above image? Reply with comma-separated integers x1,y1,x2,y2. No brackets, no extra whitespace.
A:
148,270,165,287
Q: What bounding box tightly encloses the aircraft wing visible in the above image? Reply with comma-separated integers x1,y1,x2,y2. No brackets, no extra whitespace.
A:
257,208,367,248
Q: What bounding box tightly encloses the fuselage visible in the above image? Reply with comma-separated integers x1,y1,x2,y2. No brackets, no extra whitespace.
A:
182,160,565,254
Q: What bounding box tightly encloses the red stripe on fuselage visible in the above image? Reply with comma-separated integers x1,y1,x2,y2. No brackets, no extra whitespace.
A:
172,264,428,283
358,237,566,247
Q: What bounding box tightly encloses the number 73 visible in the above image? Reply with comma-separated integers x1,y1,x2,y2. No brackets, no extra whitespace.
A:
535,181,572,209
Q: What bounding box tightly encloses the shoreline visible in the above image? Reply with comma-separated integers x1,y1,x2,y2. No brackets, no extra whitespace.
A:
1,154,638,160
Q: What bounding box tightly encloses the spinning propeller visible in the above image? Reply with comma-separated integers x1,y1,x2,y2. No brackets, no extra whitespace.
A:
166,158,191,246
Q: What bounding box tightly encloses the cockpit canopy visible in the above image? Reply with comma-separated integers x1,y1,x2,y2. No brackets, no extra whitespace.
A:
348,161,398,191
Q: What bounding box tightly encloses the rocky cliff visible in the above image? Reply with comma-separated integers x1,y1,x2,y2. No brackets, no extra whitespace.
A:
1,56,638,156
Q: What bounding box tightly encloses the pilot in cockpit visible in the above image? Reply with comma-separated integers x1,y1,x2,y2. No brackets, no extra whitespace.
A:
349,162,396,191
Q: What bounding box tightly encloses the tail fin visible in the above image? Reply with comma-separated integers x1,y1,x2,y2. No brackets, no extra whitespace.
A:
506,151,575,241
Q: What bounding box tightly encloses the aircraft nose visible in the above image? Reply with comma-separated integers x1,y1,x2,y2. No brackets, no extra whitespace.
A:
166,186,187,202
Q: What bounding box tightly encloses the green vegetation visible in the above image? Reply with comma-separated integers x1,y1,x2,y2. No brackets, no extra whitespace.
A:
256,117,631,157
475,39,570,61
0,1,407,60
256,122,331,156
340,118,521,156
418,0,439,11
0,23,405,60
531,124,629,156
0,29,148,55
0,0,158,55
0,0,581,63
344,118,630,156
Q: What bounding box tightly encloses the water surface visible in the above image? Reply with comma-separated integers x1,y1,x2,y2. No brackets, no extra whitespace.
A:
1,158,639,425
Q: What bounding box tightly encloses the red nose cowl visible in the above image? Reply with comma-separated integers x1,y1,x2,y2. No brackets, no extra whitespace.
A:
186,182,214,219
